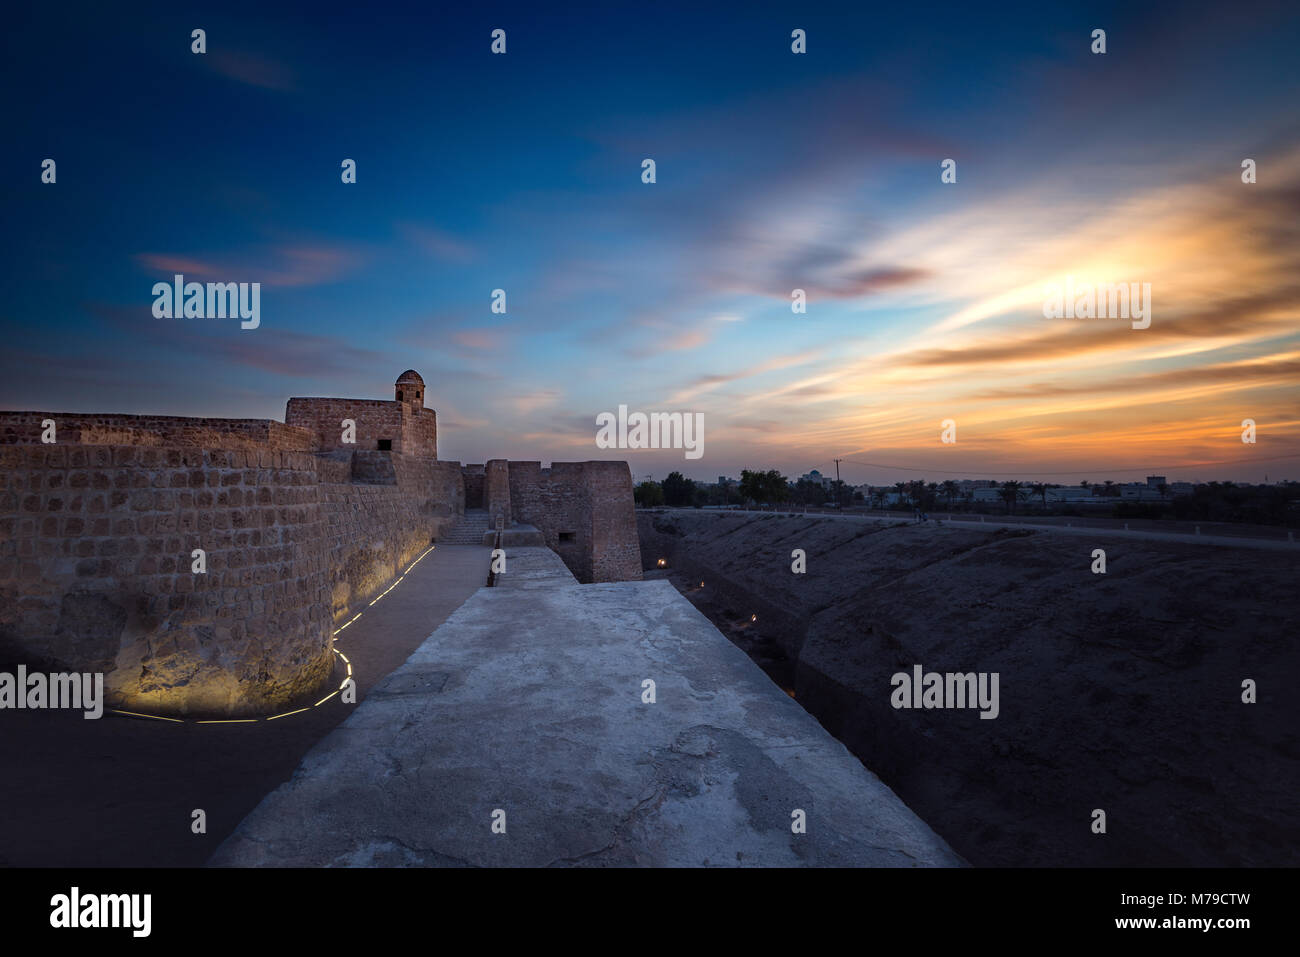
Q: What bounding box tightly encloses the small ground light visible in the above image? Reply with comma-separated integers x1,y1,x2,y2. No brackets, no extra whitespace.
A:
657,558,667,567
751,614,757,622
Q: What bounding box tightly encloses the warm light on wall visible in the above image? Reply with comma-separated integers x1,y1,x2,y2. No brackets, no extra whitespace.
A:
108,544,438,726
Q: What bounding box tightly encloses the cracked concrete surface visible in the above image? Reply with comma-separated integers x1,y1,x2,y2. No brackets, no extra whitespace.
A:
210,548,962,867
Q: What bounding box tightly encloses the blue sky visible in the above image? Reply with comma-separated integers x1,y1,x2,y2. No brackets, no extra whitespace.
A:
4,1,1298,483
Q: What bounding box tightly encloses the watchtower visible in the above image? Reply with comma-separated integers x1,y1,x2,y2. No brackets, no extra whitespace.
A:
395,370,425,411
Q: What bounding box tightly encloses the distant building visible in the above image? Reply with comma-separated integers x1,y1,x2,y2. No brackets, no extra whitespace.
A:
1121,483,1163,501
799,469,832,488
1146,475,1167,488
1046,486,1094,503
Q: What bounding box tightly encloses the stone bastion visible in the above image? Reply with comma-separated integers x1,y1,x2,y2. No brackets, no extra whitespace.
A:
0,372,640,717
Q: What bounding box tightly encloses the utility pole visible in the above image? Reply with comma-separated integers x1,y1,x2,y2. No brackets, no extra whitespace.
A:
834,459,841,483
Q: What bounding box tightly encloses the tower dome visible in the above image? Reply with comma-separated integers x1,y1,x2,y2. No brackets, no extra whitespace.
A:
395,370,424,410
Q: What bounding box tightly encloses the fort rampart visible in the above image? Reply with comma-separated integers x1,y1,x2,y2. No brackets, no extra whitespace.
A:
0,371,639,716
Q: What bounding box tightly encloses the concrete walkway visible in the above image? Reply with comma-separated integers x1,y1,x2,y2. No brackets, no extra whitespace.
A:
211,548,962,867
332,545,492,696
0,544,490,867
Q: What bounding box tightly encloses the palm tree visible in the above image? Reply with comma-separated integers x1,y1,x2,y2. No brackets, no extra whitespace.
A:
907,479,928,512
1000,480,1023,514
893,481,908,509
941,480,959,510
1030,482,1047,510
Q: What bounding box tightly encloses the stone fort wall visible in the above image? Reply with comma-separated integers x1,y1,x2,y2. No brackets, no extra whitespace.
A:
503,461,641,583
0,423,460,718
0,412,315,451
285,398,436,458
0,374,639,714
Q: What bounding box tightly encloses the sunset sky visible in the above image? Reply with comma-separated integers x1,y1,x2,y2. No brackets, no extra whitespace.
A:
4,2,1298,484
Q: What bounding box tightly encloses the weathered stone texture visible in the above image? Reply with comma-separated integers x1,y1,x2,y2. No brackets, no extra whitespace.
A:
0,446,334,716
507,461,641,583
0,442,465,717
0,412,315,451
484,459,510,531
285,397,435,458
0,373,642,715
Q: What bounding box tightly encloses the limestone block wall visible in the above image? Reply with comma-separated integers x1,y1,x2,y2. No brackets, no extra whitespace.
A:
396,458,465,527
461,464,485,508
484,459,510,530
285,398,434,456
585,462,643,582
0,445,334,717
0,413,316,451
320,483,426,620
400,406,437,459
350,450,397,484
0,442,466,717
321,455,465,618
507,461,641,583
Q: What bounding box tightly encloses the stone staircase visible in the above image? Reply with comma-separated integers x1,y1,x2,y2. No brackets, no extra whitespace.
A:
439,509,492,545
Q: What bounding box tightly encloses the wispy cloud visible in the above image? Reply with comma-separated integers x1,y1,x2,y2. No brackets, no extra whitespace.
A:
136,243,361,288
398,223,476,263
204,50,296,92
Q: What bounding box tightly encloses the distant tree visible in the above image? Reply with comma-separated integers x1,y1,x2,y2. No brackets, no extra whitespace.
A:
893,481,908,509
940,480,959,509
739,469,790,505
1000,480,1024,514
829,479,854,507
661,471,695,507
791,478,826,506
905,479,936,510
634,480,664,507
1030,482,1048,509
690,483,715,508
